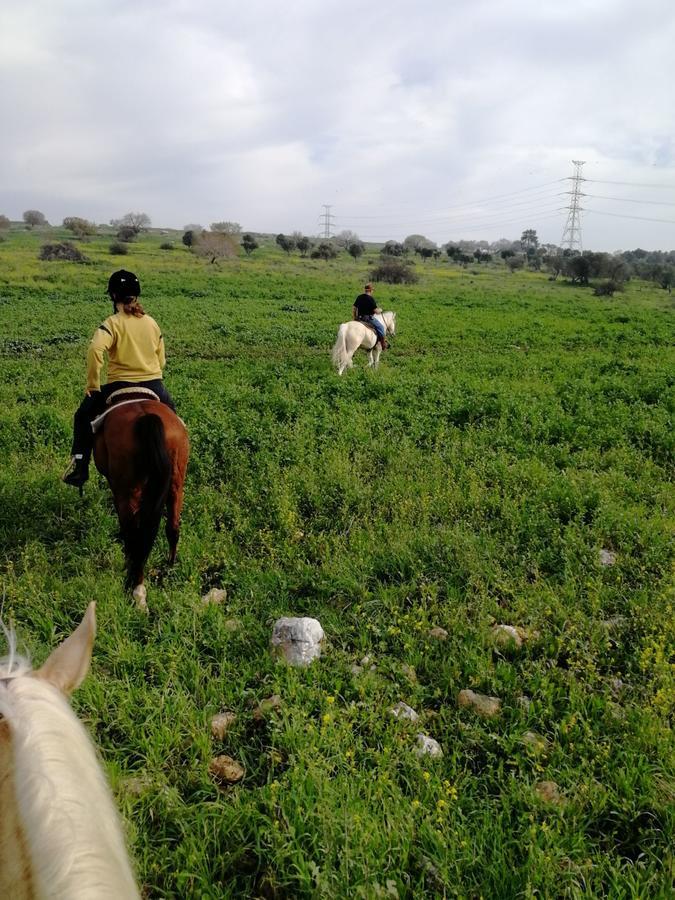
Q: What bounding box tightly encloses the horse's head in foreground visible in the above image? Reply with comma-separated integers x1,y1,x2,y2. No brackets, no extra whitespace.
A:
0,604,139,899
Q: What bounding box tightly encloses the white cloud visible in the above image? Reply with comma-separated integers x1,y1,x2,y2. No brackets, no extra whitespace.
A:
1,0,674,248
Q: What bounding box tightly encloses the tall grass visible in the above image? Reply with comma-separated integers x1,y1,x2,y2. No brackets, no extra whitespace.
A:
0,230,673,897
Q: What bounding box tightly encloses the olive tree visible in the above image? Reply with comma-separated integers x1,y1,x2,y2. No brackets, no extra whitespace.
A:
23,210,48,228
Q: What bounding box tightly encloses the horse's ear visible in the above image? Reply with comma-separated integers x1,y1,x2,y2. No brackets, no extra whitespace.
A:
35,602,96,696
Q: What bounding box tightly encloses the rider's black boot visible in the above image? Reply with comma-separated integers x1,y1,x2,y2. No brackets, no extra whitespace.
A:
62,456,89,492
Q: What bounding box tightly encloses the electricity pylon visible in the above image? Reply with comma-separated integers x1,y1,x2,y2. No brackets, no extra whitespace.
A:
561,160,585,252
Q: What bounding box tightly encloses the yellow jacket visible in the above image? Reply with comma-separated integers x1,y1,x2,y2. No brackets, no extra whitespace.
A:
86,312,165,392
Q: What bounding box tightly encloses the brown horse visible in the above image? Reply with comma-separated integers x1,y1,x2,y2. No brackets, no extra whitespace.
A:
93,399,189,609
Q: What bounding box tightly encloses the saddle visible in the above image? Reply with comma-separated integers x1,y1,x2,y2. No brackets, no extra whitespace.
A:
91,387,160,433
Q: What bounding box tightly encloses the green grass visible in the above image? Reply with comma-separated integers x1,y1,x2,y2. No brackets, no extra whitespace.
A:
0,229,673,898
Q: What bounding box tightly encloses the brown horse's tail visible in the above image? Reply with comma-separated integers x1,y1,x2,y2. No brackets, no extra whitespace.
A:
124,413,171,590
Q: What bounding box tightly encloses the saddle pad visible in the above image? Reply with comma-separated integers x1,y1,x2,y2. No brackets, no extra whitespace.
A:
106,386,160,406
91,396,157,434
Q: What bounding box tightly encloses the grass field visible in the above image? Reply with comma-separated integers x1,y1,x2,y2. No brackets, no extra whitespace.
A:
0,229,673,898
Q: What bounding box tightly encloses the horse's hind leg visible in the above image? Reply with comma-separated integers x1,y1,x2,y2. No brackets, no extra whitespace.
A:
166,471,185,566
118,498,148,610
372,347,381,368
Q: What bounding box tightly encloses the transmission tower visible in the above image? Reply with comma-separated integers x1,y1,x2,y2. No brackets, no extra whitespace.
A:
319,204,335,239
560,160,586,252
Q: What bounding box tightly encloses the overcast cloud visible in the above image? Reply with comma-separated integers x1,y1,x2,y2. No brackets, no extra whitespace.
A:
2,0,674,250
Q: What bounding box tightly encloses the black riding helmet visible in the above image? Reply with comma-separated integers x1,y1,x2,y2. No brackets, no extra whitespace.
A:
107,269,141,299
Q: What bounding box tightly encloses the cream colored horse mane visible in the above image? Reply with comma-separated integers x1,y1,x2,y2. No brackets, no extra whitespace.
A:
0,606,138,899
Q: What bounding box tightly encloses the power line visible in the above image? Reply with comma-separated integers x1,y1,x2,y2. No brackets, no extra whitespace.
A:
337,179,564,220
585,208,675,225
585,178,675,189
583,193,675,207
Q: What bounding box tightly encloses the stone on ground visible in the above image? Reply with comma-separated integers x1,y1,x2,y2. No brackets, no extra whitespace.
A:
491,624,524,650
202,587,227,605
415,733,443,758
391,701,419,722
457,689,502,718
271,616,324,666
209,755,245,785
210,711,236,740
599,549,617,567
428,626,448,641
535,780,565,805
521,731,548,754
253,694,282,721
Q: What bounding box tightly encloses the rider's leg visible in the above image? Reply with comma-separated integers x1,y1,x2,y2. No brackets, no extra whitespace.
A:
374,319,387,350
63,392,103,487
148,380,176,412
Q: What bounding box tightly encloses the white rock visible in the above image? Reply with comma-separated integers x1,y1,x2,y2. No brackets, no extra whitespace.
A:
202,587,227,605
271,617,324,667
414,733,443,758
599,549,617,567
491,624,524,650
391,701,419,722
457,689,502,718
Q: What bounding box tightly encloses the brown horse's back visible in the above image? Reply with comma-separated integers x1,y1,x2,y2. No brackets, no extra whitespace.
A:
94,401,189,596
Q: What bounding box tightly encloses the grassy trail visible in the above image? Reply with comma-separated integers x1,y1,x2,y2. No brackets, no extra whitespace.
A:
0,231,673,897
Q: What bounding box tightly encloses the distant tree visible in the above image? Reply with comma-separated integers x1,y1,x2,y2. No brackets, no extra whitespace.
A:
182,230,196,248
564,255,591,285
404,234,435,253
545,254,564,280
241,233,259,255
0,215,10,230
347,240,365,260
311,241,338,262
23,210,48,228
211,221,242,235
193,230,238,264
334,229,360,248
296,235,313,257
520,229,539,252
500,248,516,260
63,217,96,238
416,246,436,263
446,244,461,261
472,249,492,264
381,240,404,257
276,233,296,255
118,212,151,231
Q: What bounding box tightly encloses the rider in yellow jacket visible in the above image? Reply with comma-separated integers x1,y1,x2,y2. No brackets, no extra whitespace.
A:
63,270,175,489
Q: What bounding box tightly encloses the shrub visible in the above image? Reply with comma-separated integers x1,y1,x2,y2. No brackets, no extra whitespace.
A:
160,242,174,250
63,216,96,238
594,280,622,297
109,241,129,255
310,241,338,261
116,225,138,242
39,242,88,262
370,258,418,284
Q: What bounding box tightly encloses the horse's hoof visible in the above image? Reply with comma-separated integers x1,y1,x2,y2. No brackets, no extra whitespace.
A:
132,584,148,612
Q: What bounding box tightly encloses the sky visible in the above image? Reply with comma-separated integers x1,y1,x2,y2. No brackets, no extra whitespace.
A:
2,0,675,251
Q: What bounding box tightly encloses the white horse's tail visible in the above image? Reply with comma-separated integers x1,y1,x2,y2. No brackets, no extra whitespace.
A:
332,323,352,373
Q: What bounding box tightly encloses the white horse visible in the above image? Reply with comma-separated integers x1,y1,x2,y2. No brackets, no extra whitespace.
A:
0,603,139,899
331,311,397,375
